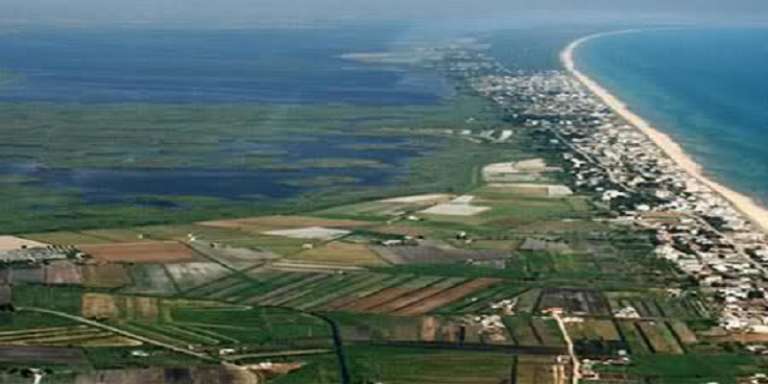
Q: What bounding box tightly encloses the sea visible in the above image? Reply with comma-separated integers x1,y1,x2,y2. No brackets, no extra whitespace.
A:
575,27,768,206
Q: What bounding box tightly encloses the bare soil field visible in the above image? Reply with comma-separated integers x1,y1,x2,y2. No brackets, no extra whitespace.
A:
382,194,455,204
712,333,768,343
394,278,503,316
421,203,490,216
669,320,698,344
82,293,120,320
246,273,329,305
372,244,507,265
588,319,622,341
25,330,117,347
420,316,440,342
342,288,412,312
537,288,610,316
636,321,683,354
79,241,199,263
9,267,44,284
126,296,160,321
294,273,392,310
0,285,10,306
78,335,143,347
0,325,141,348
316,196,453,218
165,262,232,291
370,224,433,238
0,235,47,252
82,263,131,289
121,264,178,296
341,277,442,312
43,261,83,285
508,319,544,346
515,355,564,384
83,294,164,322
321,275,415,310
75,369,165,384
531,319,564,347
485,183,550,197
188,241,278,269
486,183,573,198
263,226,351,240
291,241,385,266
0,346,86,364
74,366,261,384
368,278,466,314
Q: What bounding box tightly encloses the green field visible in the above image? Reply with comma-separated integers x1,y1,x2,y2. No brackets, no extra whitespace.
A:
0,93,523,234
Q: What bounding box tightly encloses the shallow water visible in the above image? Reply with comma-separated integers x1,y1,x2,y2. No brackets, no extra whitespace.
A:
1,135,426,203
0,26,449,205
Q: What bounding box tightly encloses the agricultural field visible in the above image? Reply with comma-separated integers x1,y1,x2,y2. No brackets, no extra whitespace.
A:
514,355,569,384
371,242,508,265
20,231,113,246
176,269,506,318
0,99,722,384
503,315,566,350
0,197,713,383
0,325,140,348
606,291,711,321
0,236,47,252
78,241,200,264
287,241,386,266
0,91,519,235
536,288,611,316
198,216,375,234
337,346,518,384
81,263,132,289
0,27,748,384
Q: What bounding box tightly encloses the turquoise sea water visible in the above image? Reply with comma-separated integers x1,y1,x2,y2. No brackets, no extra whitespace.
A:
576,28,768,205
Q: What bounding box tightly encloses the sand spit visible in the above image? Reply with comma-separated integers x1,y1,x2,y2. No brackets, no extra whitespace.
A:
562,31,768,234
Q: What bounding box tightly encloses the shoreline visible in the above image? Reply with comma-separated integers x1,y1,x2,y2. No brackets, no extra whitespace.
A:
561,30,768,234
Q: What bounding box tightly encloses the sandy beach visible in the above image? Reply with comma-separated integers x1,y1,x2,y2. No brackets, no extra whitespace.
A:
562,31,768,234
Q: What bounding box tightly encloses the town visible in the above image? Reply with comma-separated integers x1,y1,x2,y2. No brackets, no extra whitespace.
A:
450,44,768,379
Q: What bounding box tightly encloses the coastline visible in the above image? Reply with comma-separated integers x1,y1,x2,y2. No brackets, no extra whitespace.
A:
561,31,768,234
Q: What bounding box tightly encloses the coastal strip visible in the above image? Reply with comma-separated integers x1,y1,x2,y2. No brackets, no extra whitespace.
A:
562,30,768,234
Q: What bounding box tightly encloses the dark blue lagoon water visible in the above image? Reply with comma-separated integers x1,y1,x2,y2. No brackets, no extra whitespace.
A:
0,26,453,209
0,26,451,105
0,134,429,204
577,28,768,205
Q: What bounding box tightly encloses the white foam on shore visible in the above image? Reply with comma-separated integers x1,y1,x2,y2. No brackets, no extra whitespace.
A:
562,30,768,234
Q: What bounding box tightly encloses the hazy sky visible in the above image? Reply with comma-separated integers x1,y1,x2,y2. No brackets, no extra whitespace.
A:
3,0,767,26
